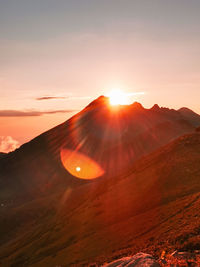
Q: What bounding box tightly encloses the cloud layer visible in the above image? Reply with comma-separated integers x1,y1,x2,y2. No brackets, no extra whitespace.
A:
0,109,76,117
35,96,67,101
0,136,20,153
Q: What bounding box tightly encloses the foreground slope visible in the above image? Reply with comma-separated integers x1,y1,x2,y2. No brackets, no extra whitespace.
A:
0,131,200,266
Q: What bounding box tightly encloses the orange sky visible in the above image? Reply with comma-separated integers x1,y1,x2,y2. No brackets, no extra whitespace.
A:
0,0,200,151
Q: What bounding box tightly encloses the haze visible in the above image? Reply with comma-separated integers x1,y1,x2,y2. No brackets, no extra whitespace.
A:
0,0,200,149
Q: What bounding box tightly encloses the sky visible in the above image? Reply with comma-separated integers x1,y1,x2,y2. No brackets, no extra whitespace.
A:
0,0,200,151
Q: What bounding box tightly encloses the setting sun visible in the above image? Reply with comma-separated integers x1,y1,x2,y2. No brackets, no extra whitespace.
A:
107,89,129,106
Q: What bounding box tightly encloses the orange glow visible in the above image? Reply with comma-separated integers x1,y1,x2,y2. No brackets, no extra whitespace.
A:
60,148,104,179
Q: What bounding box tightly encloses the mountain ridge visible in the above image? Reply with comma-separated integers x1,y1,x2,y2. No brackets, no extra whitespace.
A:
1,97,200,203
1,98,200,266
0,131,200,266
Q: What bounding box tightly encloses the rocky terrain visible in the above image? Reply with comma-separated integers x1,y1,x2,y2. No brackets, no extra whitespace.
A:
101,251,200,266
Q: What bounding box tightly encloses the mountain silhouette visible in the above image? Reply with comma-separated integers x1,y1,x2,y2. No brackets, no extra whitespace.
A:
0,97,200,266
178,107,200,127
0,152,6,159
1,96,200,201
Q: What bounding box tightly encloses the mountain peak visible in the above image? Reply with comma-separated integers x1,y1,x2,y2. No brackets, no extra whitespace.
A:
178,107,194,113
85,95,109,109
178,107,200,127
131,102,144,109
151,104,160,110
85,97,145,111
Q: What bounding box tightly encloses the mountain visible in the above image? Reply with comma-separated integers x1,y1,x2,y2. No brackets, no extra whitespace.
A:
0,131,200,266
0,97,200,203
0,97,200,266
0,152,6,159
178,107,200,127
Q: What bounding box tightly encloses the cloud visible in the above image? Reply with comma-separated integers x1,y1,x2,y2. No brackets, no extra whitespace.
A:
35,96,67,100
0,109,76,117
127,92,146,96
35,95,91,101
0,136,20,153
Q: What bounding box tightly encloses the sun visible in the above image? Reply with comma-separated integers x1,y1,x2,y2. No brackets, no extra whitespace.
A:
107,89,129,106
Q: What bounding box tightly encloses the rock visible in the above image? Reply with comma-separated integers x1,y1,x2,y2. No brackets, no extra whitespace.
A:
102,253,160,266
170,250,196,260
158,250,200,266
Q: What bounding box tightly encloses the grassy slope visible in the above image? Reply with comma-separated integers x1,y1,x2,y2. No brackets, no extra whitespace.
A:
0,132,200,266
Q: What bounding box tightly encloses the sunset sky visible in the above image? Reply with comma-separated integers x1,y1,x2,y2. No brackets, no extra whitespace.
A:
0,0,200,151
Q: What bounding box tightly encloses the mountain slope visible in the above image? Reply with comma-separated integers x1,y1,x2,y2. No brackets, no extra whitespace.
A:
0,97,200,204
0,152,6,159
178,107,200,127
1,98,200,266
0,132,200,266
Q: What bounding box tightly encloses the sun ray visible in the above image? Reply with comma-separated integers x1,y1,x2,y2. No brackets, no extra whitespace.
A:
107,89,129,106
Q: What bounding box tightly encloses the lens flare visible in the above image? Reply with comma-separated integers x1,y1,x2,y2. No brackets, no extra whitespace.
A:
76,166,81,172
60,148,104,179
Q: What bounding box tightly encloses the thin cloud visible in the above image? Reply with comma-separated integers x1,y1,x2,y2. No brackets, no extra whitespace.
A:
0,109,76,117
36,96,67,100
127,92,145,96
0,136,20,153
35,95,92,101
